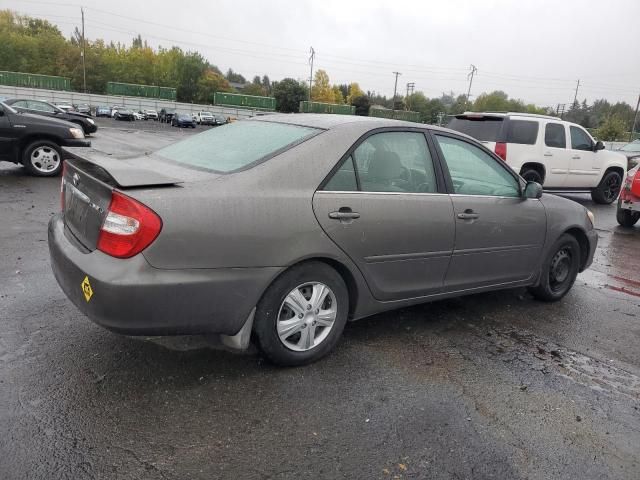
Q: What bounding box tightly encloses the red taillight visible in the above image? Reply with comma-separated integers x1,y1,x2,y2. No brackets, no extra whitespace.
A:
97,191,162,258
495,142,507,161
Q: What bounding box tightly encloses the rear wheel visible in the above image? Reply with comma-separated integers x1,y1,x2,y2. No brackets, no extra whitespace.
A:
528,234,580,302
254,262,349,366
616,205,640,227
521,168,543,184
591,170,622,204
22,140,63,177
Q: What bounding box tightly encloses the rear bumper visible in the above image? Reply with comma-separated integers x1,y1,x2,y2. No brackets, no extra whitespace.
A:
48,213,281,336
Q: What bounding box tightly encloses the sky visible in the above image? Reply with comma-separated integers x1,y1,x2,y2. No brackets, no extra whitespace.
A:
8,0,640,108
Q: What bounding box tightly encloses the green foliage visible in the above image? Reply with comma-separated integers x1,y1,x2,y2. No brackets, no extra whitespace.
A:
196,69,231,103
351,95,370,116
471,90,548,115
272,78,308,113
596,115,627,141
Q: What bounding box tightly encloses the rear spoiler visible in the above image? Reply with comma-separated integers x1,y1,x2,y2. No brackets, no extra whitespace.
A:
63,147,183,188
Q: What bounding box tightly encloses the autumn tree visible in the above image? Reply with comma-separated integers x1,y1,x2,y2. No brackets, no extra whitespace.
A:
347,82,365,104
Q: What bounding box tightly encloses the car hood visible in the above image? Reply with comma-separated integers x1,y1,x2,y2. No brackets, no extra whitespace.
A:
16,112,78,130
66,111,91,119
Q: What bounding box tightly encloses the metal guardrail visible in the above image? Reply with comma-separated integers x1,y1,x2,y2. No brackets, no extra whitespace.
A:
0,85,260,119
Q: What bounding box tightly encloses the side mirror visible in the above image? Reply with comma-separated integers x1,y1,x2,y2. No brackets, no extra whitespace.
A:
524,181,543,199
594,140,605,151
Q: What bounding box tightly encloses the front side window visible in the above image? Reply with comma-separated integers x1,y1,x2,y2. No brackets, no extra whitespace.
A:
545,123,566,148
570,126,593,151
157,121,320,173
435,135,520,197
353,132,437,193
28,101,56,113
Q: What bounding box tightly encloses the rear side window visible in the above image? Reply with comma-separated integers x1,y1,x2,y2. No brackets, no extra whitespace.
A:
545,123,566,148
157,121,320,173
324,156,358,191
446,117,504,142
505,120,538,145
570,126,593,151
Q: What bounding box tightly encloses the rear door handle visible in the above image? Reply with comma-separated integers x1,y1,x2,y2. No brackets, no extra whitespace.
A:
544,152,553,157
329,208,360,220
572,155,581,159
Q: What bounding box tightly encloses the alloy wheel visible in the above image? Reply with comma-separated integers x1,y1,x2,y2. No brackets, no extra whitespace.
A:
30,146,60,174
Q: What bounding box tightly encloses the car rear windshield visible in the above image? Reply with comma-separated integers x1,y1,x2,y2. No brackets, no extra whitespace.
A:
157,121,321,173
447,116,504,142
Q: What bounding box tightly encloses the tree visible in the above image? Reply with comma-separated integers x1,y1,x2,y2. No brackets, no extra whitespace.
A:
351,95,370,116
272,78,308,113
261,75,271,93
196,70,231,103
596,115,627,141
225,68,246,84
347,82,365,105
332,85,344,104
311,70,335,103
244,82,266,96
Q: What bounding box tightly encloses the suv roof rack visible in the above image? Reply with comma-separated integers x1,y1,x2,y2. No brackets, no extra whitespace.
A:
462,111,560,121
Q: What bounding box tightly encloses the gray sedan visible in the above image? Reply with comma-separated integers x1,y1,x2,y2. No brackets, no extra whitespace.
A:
49,114,597,366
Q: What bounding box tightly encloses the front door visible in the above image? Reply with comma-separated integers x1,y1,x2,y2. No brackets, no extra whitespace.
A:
566,125,600,188
313,131,455,301
541,121,572,187
432,133,547,291
0,107,16,160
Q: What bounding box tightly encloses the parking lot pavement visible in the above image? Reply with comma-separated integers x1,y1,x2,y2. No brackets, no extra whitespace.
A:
1,127,639,480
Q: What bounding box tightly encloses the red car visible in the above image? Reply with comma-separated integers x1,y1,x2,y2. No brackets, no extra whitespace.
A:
617,165,640,227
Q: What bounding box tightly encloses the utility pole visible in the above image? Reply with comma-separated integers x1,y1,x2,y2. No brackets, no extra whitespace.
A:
405,82,415,110
81,7,86,93
392,72,401,116
308,47,315,102
466,64,477,106
630,93,640,142
572,79,580,107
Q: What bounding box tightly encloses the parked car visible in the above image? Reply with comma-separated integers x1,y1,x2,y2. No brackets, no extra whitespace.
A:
115,109,135,121
0,101,89,176
145,109,158,121
110,106,124,117
196,111,214,125
56,104,75,112
171,113,196,128
617,139,640,170
95,106,111,117
213,114,228,126
447,112,627,204
133,111,145,121
75,104,91,115
159,108,176,123
4,98,98,135
48,114,597,366
616,164,640,227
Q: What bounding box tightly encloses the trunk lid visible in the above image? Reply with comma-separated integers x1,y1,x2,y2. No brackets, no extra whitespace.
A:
62,150,184,251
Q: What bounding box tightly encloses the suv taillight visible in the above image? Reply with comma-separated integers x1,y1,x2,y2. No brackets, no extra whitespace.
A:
495,142,507,161
97,191,162,258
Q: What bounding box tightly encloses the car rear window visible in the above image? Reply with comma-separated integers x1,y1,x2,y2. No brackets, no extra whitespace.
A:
157,121,321,173
505,120,538,145
447,116,504,142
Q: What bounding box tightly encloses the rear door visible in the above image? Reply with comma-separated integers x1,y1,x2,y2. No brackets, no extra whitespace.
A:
541,121,571,187
313,130,455,301
432,133,546,291
566,125,600,188
0,106,16,160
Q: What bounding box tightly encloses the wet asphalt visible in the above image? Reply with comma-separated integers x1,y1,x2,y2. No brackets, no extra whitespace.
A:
1,118,639,479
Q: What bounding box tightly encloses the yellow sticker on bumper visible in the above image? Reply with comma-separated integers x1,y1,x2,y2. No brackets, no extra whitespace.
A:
81,276,93,302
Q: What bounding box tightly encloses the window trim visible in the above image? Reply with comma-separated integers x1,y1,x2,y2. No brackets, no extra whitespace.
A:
317,127,448,194
428,130,524,197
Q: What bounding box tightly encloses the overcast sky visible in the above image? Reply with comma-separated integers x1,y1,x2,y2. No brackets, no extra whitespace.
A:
10,0,640,107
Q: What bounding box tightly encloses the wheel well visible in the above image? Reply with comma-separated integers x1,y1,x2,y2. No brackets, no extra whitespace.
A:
565,227,589,271
602,166,625,184
520,163,546,182
17,135,63,162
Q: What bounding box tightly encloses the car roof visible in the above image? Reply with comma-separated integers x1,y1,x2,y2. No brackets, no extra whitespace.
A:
250,113,452,131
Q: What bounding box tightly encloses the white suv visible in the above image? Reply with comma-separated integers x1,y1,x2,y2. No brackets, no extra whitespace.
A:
448,112,627,204
196,111,214,125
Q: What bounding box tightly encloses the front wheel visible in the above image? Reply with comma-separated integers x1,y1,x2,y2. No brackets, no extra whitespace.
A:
616,206,640,227
22,140,63,177
528,234,580,302
254,262,349,366
521,168,543,184
591,171,622,204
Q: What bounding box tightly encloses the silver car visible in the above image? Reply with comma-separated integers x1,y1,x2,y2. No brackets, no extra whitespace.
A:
49,114,597,366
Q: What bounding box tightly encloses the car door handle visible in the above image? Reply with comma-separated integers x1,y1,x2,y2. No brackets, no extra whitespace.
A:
329,210,360,220
457,211,479,220
572,155,581,159
544,152,553,157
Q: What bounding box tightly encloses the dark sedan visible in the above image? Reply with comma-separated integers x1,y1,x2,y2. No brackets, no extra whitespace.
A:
115,109,135,121
171,113,196,128
95,106,111,117
4,98,98,135
49,115,597,366
618,140,640,170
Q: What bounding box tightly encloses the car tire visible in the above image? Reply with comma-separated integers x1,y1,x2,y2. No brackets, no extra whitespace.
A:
528,233,580,302
254,261,349,366
591,170,622,204
22,140,64,177
616,205,640,227
521,168,543,184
